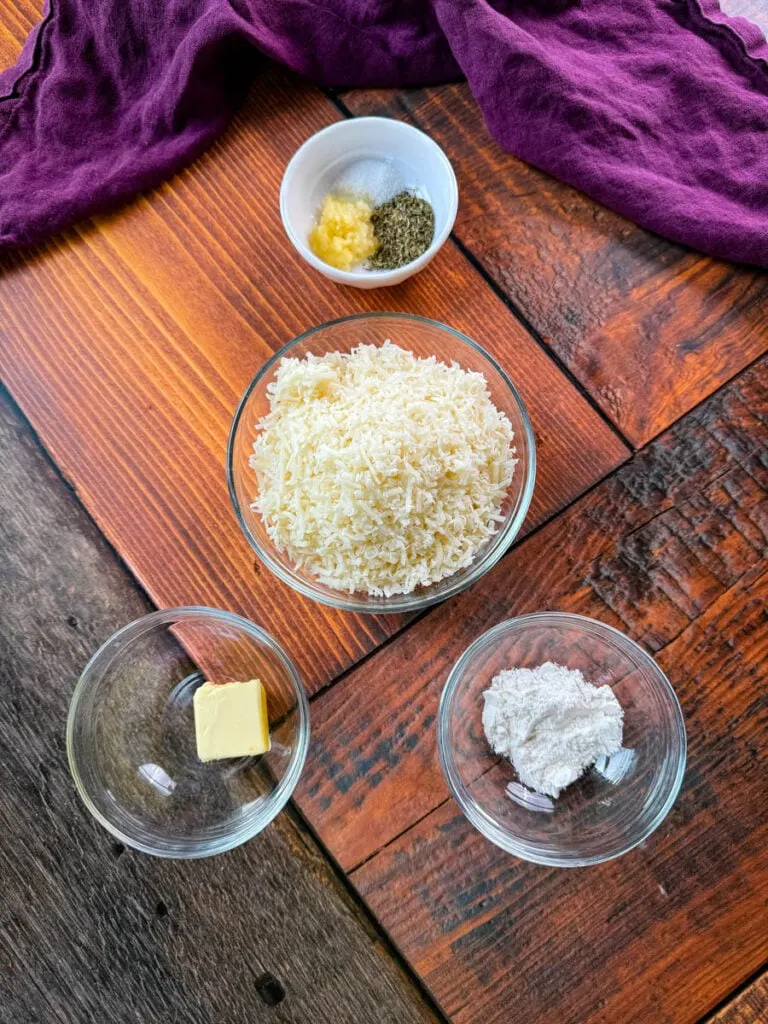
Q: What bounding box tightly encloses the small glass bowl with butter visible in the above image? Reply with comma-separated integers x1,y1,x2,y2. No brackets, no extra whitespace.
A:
67,607,309,858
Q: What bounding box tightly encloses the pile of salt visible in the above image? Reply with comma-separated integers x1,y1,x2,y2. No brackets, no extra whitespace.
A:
332,159,404,207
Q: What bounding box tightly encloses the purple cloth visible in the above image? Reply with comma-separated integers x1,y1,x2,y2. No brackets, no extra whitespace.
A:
2,0,768,265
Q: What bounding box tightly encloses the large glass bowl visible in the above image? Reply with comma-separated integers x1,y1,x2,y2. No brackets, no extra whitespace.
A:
227,313,536,613
67,607,309,858
438,613,686,867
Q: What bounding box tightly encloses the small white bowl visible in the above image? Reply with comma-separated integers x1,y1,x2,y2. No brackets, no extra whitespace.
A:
280,117,458,289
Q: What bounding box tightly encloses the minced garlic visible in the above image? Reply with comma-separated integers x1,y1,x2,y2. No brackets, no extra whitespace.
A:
308,194,378,271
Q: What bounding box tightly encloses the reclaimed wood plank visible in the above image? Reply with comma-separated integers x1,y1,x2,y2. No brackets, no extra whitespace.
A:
296,356,768,875
325,368,767,1024
0,384,441,1024
0,65,627,692
341,84,768,447
710,973,768,1024
353,578,768,1024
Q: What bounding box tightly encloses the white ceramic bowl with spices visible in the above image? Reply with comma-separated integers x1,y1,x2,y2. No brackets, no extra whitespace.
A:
438,613,686,867
280,117,458,288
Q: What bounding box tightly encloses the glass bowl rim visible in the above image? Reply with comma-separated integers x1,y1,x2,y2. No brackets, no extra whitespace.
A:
437,611,687,867
226,311,537,614
66,605,310,859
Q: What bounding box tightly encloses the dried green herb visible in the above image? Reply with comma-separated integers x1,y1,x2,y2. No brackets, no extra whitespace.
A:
369,191,435,270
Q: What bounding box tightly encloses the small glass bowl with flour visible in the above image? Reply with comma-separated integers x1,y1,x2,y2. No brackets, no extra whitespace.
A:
437,613,686,866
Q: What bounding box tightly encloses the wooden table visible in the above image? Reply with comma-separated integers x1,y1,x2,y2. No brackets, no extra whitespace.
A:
1,3,766,1022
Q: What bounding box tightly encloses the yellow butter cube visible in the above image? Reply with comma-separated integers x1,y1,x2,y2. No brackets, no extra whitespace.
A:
193,678,271,762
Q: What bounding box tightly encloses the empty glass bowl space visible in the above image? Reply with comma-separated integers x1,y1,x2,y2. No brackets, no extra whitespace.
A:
67,607,309,858
227,312,536,614
438,612,686,867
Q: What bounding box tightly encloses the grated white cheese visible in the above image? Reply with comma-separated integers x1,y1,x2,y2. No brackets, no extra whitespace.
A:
249,342,517,597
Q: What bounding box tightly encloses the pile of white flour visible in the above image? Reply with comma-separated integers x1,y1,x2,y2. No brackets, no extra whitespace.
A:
482,661,624,798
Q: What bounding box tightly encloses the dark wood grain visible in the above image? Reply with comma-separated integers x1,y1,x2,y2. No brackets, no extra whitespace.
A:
710,973,768,1023
341,84,768,448
297,356,768,874
0,384,440,1024
318,364,767,1024
0,62,627,693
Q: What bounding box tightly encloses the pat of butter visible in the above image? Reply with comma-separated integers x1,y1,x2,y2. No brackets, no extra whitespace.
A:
193,678,271,762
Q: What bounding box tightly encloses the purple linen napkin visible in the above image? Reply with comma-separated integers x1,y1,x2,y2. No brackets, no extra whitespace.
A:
1,0,767,266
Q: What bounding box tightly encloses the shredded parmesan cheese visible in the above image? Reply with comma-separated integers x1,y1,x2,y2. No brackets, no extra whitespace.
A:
249,342,517,597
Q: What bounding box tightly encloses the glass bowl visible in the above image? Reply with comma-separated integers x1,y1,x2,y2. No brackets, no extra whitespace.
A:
67,607,309,858
438,613,686,867
227,312,536,614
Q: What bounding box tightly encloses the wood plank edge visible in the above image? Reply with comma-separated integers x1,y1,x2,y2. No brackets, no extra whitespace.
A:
285,800,452,1024
330,91,635,454
699,964,768,1023
303,444,630,721
1,381,447,1019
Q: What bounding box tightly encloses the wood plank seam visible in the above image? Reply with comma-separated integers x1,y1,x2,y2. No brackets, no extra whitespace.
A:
337,83,768,448
298,341,767,819
0,381,151,587
592,491,767,647
699,965,768,1023
330,92,635,453
283,802,453,1024
0,379,451,1024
